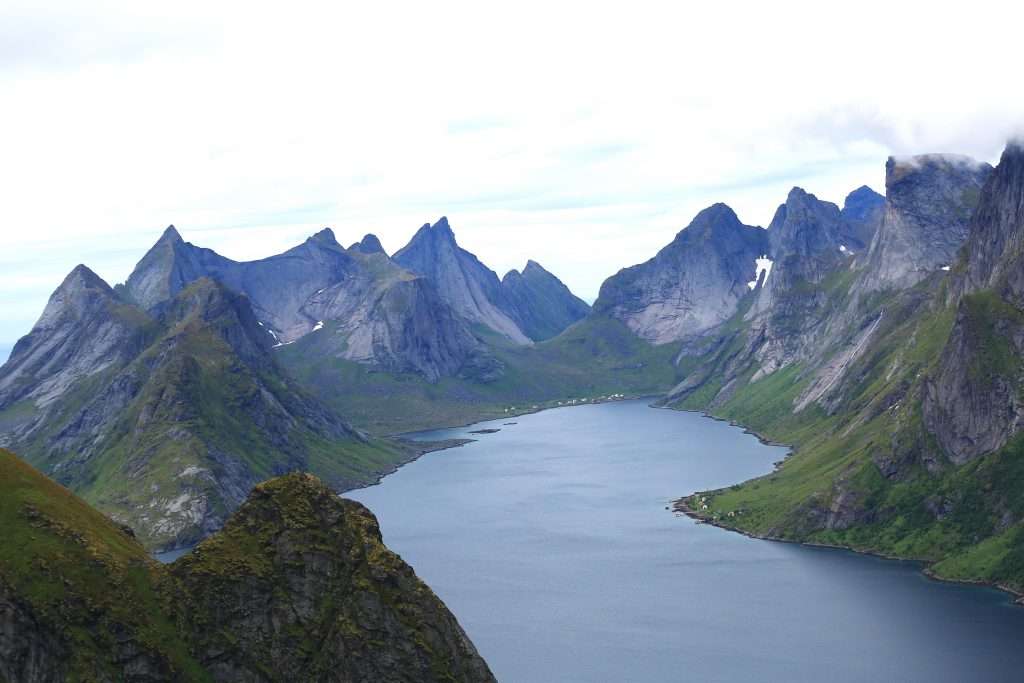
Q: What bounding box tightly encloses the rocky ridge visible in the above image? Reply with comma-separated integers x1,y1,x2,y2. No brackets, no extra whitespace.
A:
593,203,769,344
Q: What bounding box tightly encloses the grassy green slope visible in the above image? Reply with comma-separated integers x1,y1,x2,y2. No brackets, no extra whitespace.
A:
1,280,409,550
0,449,208,681
0,451,493,681
677,279,1024,594
279,315,682,433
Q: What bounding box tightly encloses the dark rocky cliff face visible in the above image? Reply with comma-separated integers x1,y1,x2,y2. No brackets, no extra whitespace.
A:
924,142,1024,464
393,217,531,344
350,233,386,255
170,473,496,682
0,451,496,682
739,188,852,382
300,258,493,382
594,203,769,344
862,154,992,290
499,260,591,341
0,265,155,412
839,185,885,251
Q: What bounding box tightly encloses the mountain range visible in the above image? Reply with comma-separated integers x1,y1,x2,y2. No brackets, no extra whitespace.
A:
0,217,593,550
3,140,1024,603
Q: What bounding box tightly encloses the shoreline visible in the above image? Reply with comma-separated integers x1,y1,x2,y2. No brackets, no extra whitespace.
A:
674,497,1024,606
662,401,1024,606
387,393,663,440
152,437,477,559
342,437,476,493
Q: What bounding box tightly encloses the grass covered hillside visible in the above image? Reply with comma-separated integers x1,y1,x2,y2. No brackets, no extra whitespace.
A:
0,449,495,683
677,286,1024,595
0,276,409,551
278,315,683,434
0,448,207,681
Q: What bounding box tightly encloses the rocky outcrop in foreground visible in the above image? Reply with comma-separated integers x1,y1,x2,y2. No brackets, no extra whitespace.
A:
0,449,496,682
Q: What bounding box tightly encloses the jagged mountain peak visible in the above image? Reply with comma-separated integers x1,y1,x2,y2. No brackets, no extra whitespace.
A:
394,217,532,344
308,226,341,247
766,188,842,260
840,185,885,250
501,268,522,284
160,277,273,362
59,263,113,294
959,139,1024,300
666,202,758,248
408,216,456,244
350,233,386,254
433,215,454,234
863,150,993,290
845,185,883,205
498,259,590,341
159,224,183,244
688,202,742,229
35,264,120,332
502,260,549,283
595,202,768,344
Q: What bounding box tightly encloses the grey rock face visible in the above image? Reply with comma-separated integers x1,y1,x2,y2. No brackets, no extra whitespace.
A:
499,260,591,341
0,266,152,413
752,187,846,315
839,185,885,251
863,154,992,290
594,203,768,344
126,227,359,343
393,217,531,344
301,253,488,382
125,226,489,381
349,233,386,254
708,187,857,387
960,140,1024,302
923,142,1024,463
0,586,68,683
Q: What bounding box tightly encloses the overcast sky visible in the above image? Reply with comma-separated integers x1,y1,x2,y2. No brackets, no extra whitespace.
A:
2,1,1023,358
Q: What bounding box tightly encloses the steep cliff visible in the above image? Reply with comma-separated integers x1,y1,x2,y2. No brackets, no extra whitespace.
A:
0,265,155,412
862,154,991,290
674,142,1024,595
393,217,531,344
838,185,885,251
499,260,591,341
169,473,496,681
923,141,1024,464
0,450,495,682
593,203,769,344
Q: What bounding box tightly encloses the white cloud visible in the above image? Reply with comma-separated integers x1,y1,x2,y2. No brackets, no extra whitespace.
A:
1,0,1023,344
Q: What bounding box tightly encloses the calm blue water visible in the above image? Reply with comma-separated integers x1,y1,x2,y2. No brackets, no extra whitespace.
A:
347,400,1024,683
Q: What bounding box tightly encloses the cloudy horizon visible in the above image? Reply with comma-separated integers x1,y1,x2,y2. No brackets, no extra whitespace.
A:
2,0,1023,358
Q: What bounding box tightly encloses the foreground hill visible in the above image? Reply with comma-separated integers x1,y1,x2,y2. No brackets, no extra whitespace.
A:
0,449,495,682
